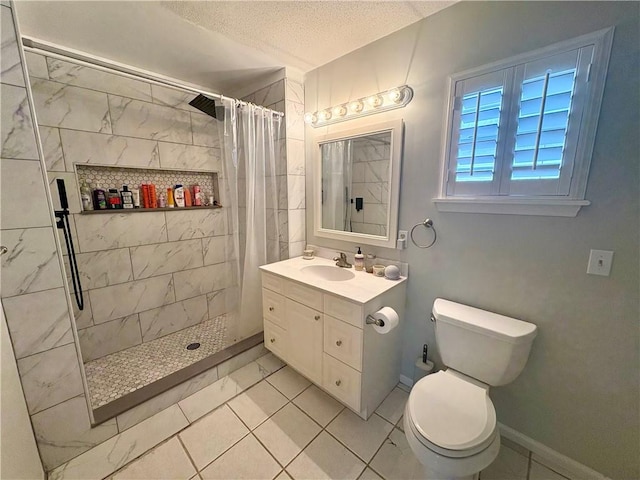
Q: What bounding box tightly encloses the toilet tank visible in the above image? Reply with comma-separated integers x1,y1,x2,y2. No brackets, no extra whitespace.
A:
433,299,537,386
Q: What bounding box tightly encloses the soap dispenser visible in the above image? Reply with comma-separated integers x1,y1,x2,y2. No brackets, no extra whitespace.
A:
354,247,364,271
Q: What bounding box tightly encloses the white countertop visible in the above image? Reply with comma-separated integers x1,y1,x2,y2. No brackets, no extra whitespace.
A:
259,256,406,305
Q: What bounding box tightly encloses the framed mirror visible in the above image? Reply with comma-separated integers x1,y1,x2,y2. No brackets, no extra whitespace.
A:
314,119,404,248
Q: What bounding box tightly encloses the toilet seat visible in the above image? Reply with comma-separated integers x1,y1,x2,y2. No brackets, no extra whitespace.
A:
407,370,497,458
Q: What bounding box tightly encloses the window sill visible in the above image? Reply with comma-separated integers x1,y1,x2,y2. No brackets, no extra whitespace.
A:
433,198,590,217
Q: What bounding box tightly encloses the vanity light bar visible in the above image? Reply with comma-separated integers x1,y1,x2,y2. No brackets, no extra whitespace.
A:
304,85,414,127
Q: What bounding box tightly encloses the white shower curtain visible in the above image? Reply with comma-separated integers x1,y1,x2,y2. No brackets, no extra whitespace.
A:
220,98,281,341
321,140,353,231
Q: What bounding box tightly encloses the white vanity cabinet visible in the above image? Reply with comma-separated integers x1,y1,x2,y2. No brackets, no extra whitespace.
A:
260,257,406,420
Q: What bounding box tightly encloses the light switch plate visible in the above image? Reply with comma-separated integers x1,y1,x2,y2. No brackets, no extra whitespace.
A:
587,249,614,276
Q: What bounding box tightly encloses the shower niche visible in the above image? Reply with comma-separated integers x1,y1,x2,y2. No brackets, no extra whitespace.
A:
75,164,221,212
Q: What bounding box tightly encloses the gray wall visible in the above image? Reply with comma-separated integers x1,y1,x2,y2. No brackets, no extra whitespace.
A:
304,2,639,479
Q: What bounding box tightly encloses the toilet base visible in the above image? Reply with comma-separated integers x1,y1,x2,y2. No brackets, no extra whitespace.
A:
404,411,500,480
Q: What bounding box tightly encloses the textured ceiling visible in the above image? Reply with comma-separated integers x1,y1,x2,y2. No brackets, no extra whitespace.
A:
160,1,455,72
15,1,454,94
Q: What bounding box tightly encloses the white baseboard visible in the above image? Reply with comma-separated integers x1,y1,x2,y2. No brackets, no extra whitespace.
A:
399,374,413,387
498,423,610,480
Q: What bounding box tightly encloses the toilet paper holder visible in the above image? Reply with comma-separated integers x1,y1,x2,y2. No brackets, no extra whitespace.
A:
366,315,385,327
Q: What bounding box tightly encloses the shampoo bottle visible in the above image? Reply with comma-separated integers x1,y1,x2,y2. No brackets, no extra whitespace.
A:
174,185,185,207
80,181,93,211
184,188,192,207
121,185,134,209
354,247,364,271
193,184,202,206
93,184,107,210
132,187,140,208
167,188,175,208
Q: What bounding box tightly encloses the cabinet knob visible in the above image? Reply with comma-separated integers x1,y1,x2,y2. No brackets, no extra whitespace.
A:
335,379,342,386
0,246,7,256
269,306,274,312
336,340,342,347
270,338,276,343
314,315,320,321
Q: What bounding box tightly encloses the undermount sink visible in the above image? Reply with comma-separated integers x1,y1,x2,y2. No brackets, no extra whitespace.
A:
301,264,356,282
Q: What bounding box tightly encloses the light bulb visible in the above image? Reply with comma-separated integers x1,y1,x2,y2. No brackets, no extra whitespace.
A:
333,105,347,117
366,95,383,108
304,112,317,124
388,88,403,103
318,109,332,121
349,100,364,113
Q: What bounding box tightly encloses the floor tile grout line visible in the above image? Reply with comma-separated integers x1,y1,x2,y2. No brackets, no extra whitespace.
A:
249,430,287,472
278,417,326,472
176,433,200,477
364,425,403,480
192,410,252,474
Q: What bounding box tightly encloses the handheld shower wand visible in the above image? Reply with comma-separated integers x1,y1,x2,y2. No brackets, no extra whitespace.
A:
54,179,84,311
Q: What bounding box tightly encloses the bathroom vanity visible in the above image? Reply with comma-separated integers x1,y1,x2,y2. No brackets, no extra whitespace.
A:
259,256,406,419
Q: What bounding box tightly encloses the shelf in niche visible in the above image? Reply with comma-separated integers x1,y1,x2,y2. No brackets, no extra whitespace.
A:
75,164,220,210
80,205,223,215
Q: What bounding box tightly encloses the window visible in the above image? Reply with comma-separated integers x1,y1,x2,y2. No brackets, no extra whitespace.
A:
436,28,614,216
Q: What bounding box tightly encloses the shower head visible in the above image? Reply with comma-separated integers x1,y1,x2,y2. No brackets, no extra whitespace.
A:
189,94,217,119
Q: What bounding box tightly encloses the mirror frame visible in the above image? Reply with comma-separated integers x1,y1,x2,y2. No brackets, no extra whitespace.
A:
313,119,404,248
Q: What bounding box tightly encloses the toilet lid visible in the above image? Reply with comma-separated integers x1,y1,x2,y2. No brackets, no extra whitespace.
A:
408,371,496,451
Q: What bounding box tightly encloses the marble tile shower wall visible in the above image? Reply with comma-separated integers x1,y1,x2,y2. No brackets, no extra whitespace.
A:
242,75,306,260
0,3,101,472
25,51,236,363
350,136,390,236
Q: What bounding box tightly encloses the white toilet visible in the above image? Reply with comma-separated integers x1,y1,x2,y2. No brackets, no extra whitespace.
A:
404,298,537,480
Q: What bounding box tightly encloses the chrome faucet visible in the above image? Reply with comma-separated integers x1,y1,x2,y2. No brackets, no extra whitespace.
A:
333,252,352,268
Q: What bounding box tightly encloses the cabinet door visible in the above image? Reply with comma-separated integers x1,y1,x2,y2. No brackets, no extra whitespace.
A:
286,298,323,384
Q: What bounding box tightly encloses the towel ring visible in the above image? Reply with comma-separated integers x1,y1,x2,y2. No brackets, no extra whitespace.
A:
410,218,437,249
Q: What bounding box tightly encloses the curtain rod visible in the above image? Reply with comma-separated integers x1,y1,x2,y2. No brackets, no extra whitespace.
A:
22,36,285,117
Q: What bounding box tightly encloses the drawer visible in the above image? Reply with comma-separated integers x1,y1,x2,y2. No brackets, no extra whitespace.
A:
264,320,288,361
263,289,287,329
324,315,363,371
323,353,361,411
262,272,284,294
324,294,363,328
285,298,322,325
285,281,323,311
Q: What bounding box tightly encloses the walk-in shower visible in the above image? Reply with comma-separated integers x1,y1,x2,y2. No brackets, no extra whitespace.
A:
23,39,282,423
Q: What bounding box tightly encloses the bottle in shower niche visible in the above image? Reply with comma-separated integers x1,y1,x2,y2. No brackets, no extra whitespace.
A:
167,187,175,208
174,184,185,207
93,184,107,210
184,187,192,207
121,185,134,209
193,184,203,206
108,188,123,209
80,181,93,211
149,184,158,209
132,187,140,208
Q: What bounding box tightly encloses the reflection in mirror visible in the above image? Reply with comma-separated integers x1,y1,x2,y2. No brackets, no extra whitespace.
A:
321,132,391,236
314,119,403,249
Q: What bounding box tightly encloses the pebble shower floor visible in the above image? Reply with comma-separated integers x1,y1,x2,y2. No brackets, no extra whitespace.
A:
84,315,229,408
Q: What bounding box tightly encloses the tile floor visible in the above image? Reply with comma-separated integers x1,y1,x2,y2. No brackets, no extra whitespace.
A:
103,358,572,480
85,315,230,408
